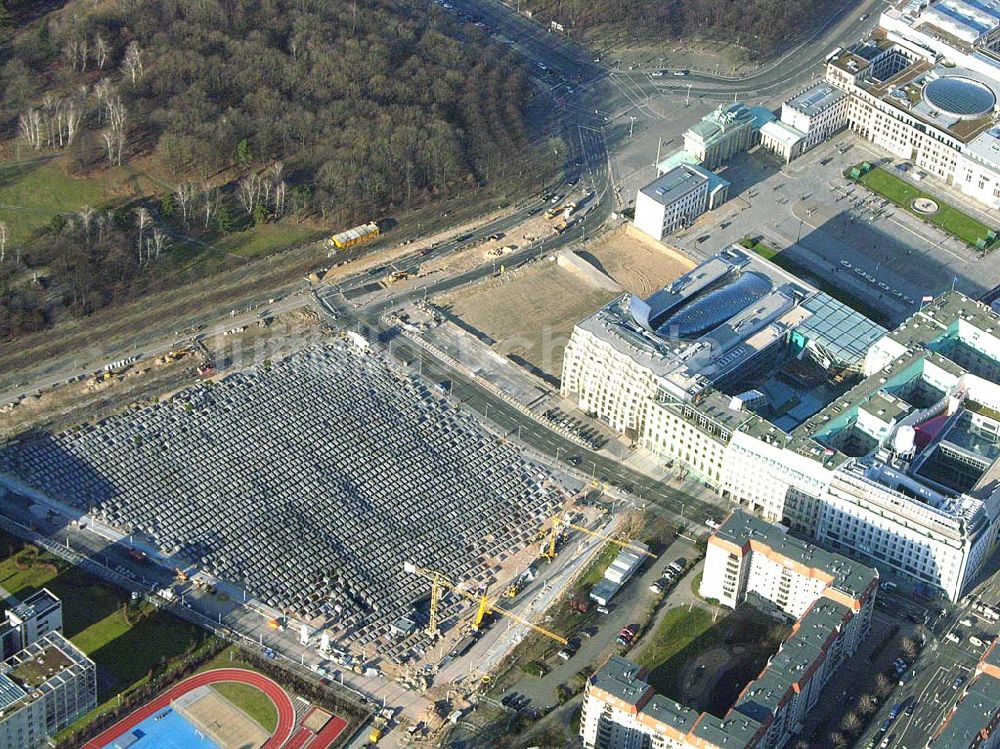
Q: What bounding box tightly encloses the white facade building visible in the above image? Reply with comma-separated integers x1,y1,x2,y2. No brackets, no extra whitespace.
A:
824,6,1000,210
563,247,1000,603
633,165,710,241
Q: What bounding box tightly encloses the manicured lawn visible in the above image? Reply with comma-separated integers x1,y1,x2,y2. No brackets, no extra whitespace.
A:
0,160,121,244
856,167,996,247
213,682,279,732
577,543,620,589
195,645,286,732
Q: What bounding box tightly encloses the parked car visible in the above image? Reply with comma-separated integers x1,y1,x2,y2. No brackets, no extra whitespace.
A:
953,675,966,689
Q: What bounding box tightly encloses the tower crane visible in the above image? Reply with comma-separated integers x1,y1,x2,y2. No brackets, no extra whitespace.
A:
540,516,657,562
403,562,567,645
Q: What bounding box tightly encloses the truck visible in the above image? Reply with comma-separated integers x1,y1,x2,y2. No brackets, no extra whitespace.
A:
369,708,394,743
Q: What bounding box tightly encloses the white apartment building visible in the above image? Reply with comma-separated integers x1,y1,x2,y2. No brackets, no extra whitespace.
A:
581,511,877,749
0,589,62,660
700,510,878,624
824,13,1000,209
0,632,97,749
633,165,710,241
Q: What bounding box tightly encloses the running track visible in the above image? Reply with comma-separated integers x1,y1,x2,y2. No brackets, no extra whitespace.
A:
82,668,295,749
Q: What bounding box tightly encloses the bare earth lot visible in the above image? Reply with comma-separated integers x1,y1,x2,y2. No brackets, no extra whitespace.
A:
580,225,695,296
438,259,615,377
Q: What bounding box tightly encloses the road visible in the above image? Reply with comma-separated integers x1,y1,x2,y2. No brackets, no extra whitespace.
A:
856,586,1000,749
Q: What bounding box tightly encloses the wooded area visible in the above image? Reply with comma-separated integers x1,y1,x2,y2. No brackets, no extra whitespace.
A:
0,0,535,339
519,0,847,52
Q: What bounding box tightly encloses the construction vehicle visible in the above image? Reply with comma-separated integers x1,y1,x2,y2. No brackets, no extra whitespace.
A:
553,220,569,234
174,568,189,582
369,708,394,743
541,516,657,562
380,269,412,288
545,205,562,219
502,580,522,599
403,562,567,644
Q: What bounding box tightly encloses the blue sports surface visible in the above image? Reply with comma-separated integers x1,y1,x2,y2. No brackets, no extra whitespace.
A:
102,708,221,749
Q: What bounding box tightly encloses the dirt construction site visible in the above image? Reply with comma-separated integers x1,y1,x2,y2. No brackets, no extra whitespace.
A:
435,224,695,378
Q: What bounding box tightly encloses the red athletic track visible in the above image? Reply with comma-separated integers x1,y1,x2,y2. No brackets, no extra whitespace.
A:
82,668,295,749
304,714,348,748
283,727,312,749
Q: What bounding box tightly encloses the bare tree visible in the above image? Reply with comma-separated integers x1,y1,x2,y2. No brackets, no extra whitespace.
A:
102,98,127,165
841,713,862,734
238,174,263,216
900,638,919,660
274,181,287,217
122,41,143,84
65,98,83,146
95,213,107,244
94,78,114,122
95,34,109,69
830,732,847,749
174,182,196,227
874,673,892,697
134,207,151,265
18,108,44,150
857,694,878,716
150,228,169,262
202,181,217,228
78,206,95,243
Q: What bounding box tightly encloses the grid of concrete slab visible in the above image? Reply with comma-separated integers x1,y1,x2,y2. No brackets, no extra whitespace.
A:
0,343,564,649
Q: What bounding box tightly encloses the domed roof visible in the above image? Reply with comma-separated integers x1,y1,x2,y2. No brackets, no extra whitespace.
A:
923,76,996,119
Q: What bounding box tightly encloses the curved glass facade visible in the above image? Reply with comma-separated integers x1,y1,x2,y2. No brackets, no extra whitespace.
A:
657,272,772,340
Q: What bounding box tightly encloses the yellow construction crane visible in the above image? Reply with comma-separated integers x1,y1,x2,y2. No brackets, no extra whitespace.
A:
540,516,657,562
403,562,567,645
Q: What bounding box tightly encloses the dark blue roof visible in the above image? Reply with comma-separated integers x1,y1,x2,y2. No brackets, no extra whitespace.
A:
656,272,772,340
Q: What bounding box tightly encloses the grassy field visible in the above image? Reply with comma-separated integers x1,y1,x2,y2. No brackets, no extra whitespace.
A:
856,167,996,247
212,221,327,260
193,646,288,732
635,606,715,686
0,160,122,245
636,604,788,711
212,682,279,732
0,534,206,711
